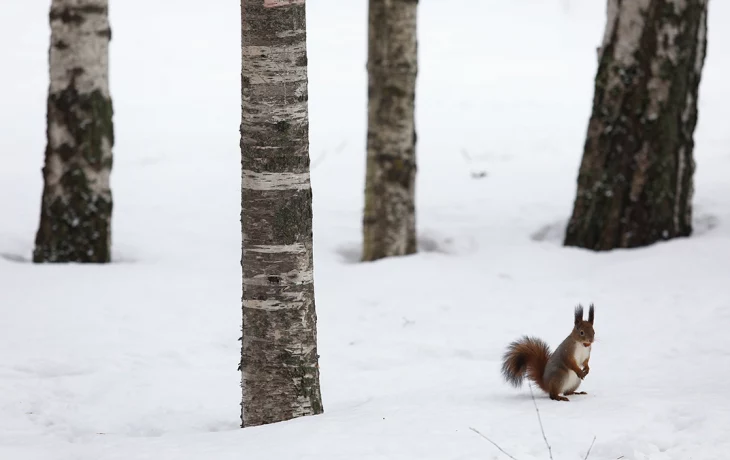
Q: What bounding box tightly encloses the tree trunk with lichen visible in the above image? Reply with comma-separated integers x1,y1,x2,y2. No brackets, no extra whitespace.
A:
362,0,418,262
240,0,323,428
33,0,114,263
564,0,708,251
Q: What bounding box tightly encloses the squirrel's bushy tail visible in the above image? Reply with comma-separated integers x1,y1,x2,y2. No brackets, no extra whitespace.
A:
501,336,551,393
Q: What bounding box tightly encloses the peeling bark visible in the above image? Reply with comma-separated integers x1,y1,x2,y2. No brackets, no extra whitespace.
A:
362,0,418,262
240,0,323,427
33,0,114,263
564,0,708,251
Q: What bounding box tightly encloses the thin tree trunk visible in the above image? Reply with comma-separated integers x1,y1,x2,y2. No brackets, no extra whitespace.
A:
33,0,114,263
564,0,708,251
362,0,418,262
240,0,323,427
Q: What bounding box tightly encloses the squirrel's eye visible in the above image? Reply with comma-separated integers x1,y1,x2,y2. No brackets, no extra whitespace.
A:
579,330,585,336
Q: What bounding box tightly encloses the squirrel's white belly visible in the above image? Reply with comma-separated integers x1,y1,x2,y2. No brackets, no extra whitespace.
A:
575,343,591,364
563,370,581,393
561,344,591,394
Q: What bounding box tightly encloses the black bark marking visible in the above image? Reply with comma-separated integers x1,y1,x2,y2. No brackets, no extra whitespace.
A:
50,5,107,24
274,120,290,132
96,28,111,40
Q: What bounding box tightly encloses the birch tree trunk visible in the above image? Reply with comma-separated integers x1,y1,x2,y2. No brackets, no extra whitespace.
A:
240,0,323,427
564,0,708,251
33,0,114,263
362,0,418,262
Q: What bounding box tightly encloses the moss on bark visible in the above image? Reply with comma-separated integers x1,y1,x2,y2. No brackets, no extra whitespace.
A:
34,89,114,263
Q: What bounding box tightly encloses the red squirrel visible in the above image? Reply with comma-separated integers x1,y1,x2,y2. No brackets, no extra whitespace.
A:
501,304,595,401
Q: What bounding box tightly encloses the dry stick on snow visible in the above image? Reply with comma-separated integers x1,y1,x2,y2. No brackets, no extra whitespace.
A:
528,383,554,460
584,435,597,460
311,140,347,170
459,148,488,179
468,427,520,460
310,150,327,169
460,148,473,163
471,385,596,460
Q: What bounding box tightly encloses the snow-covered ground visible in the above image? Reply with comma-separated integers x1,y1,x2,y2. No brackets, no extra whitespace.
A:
2,0,730,458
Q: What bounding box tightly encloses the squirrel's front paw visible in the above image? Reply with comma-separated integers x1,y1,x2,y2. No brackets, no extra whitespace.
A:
582,366,590,377
577,369,587,379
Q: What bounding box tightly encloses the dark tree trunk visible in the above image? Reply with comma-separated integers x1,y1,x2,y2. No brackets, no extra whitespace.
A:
564,0,708,251
240,0,323,428
362,0,418,262
33,0,114,263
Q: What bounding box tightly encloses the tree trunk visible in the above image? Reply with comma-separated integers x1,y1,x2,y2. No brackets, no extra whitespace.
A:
362,0,418,262
564,0,708,251
33,0,114,263
240,0,323,427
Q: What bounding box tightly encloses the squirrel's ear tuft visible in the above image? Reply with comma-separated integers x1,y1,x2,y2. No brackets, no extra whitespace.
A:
574,304,584,325
588,304,595,325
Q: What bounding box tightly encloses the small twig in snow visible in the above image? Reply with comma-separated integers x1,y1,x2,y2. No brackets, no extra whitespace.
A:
460,148,473,163
311,150,327,169
584,435,597,459
334,140,347,154
468,427,519,460
460,148,488,179
312,140,346,170
529,383,553,460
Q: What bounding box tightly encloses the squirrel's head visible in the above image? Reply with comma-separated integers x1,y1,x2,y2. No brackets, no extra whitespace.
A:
571,304,595,347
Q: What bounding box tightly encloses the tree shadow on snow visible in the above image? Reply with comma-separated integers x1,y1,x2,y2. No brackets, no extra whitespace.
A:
335,230,477,264
0,252,30,263
531,210,720,244
0,249,137,264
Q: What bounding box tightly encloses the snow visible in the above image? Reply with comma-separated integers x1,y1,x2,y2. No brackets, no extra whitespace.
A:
1,0,730,459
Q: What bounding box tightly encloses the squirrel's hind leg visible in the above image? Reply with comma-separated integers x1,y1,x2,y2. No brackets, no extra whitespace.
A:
548,380,570,401
564,390,587,396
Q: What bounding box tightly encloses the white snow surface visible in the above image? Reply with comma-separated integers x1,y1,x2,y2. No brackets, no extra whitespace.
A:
2,0,730,459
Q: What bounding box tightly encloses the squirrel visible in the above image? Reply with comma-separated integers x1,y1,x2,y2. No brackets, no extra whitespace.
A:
501,304,595,402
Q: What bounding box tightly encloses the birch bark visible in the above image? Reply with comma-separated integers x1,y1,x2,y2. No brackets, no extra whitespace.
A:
362,0,418,262
240,0,323,427
564,0,708,250
33,0,114,263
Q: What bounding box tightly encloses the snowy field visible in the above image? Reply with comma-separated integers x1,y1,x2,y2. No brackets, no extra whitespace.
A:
2,0,730,459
